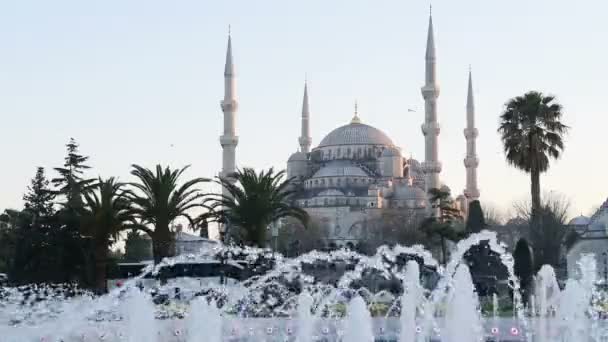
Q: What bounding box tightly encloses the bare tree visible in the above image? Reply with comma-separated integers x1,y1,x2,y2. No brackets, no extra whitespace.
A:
481,203,504,226
276,217,327,257
511,191,572,270
359,208,429,254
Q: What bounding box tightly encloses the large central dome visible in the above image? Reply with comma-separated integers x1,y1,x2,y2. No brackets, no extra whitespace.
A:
318,121,394,148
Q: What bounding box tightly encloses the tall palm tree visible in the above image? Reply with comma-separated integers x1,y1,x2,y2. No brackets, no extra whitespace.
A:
128,164,208,264
81,177,135,293
205,168,308,247
498,91,568,226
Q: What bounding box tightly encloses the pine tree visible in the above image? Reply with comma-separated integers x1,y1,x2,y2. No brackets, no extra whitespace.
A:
22,167,55,218
465,200,486,234
421,188,465,264
52,138,93,207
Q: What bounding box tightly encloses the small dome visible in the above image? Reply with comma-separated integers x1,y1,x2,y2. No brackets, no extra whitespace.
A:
312,161,369,178
288,151,307,162
569,215,590,226
393,185,426,200
317,122,394,148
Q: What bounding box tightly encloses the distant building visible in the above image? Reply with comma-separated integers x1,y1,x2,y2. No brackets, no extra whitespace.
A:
567,198,608,280
138,225,219,261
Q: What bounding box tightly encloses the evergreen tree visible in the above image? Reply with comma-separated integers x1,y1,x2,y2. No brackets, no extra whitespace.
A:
465,200,486,234
123,230,152,262
513,239,534,304
22,167,55,218
52,138,93,207
421,188,465,264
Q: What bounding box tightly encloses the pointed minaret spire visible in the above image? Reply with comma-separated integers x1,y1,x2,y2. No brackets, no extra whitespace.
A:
464,68,480,202
298,79,312,153
351,100,361,124
220,29,239,197
421,8,442,216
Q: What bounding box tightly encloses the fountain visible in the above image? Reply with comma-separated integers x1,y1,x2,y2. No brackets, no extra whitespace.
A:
186,297,222,342
2,231,608,341
342,295,375,342
443,264,483,342
296,292,315,342
125,288,157,342
400,260,422,342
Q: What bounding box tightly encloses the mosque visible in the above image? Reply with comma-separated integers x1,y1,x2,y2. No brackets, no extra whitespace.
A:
218,13,481,246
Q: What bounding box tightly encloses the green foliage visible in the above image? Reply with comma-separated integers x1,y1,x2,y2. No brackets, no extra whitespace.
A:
466,200,486,234
513,239,534,304
421,188,465,264
81,178,137,292
124,230,152,262
22,167,55,217
498,91,568,223
52,138,94,208
128,164,208,263
529,206,568,270
205,168,308,247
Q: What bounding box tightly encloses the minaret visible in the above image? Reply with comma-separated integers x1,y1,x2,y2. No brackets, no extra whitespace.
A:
421,9,442,196
298,80,312,153
463,69,480,202
219,30,238,195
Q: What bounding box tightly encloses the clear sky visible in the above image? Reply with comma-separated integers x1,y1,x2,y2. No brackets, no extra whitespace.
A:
1,0,607,221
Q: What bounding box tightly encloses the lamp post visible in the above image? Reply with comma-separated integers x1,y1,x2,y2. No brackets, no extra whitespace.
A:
218,216,231,285
270,220,279,258
603,251,608,286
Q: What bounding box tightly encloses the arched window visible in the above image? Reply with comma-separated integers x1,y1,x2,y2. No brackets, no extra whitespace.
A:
345,198,350,205
337,148,342,158
337,178,342,186
347,148,352,156
324,198,329,206
357,148,362,157
329,178,334,186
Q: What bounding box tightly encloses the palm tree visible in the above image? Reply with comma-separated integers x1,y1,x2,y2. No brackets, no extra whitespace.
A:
128,164,208,264
498,91,568,226
205,168,308,247
81,177,135,293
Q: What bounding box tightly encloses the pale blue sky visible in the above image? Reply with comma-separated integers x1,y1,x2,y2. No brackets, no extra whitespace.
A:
1,0,606,220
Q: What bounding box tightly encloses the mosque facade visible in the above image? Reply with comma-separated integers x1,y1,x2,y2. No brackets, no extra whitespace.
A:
219,13,481,246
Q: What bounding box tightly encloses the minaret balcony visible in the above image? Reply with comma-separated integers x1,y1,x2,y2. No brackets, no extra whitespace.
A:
420,85,440,98
421,122,441,136
220,135,239,147
464,128,478,139
464,156,479,168
220,99,239,112
421,161,442,174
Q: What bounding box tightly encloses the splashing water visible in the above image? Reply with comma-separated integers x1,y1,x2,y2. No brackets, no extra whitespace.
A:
342,296,374,342
296,292,315,342
3,231,608,341
186,297,222,342
400,260,422,342
125,288,157,342
443,264,483,342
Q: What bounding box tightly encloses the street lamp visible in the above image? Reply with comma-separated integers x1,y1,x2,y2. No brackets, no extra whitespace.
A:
270,220,279,258
603,251,608,286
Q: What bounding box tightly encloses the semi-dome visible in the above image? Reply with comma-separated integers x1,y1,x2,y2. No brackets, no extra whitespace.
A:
317,122,394,148
312,161,369,178
569,215,590,226
288,151,307,162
